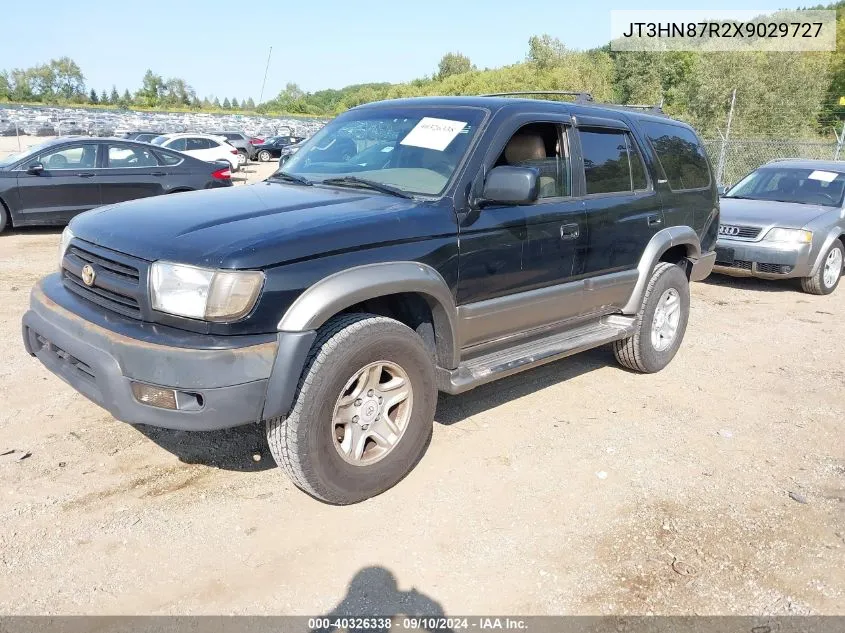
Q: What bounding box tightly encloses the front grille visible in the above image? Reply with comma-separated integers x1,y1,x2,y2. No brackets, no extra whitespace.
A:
731,260,753,271
62,242,145,319
757,262,793,275
719,225,762,240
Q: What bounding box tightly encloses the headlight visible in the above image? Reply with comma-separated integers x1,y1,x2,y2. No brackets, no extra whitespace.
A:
149,262,264,322
764,228,813,243
59,226,74,269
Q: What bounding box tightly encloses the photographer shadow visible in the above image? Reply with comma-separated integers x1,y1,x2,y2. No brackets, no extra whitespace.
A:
313,566,452,633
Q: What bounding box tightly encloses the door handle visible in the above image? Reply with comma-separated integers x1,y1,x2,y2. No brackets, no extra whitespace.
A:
77,173,96,178
647,214,663,227
151,171,166,177
560,223,580,240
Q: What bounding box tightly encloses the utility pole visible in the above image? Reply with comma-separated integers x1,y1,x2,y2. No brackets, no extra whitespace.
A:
716,88,737,187
259,46,273,106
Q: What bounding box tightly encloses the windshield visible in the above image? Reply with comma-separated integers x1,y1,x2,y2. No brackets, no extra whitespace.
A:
727,167,845,207
150,136,169,146
281,106,486,196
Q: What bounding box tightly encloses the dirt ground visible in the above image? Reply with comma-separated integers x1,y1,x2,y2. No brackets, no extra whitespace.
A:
0,135,843,616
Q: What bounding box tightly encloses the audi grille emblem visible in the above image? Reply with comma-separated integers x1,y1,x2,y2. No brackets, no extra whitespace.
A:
81,264,96,287
719,225,741,236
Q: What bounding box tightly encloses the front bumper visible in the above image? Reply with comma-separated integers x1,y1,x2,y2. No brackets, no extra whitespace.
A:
22,275,315,431
713,238,812,279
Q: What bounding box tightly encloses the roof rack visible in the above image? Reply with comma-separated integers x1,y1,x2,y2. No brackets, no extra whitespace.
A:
481,91,594,104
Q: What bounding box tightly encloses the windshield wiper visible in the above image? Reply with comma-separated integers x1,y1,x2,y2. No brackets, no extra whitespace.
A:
320,176,413,199
268,171,312,186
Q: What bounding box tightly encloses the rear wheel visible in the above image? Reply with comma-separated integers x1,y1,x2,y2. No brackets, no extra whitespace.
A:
266,314,437,505
801,239,843,295
613,262,690,373
236,150,247,166
0,203,7,234
258,150,271,162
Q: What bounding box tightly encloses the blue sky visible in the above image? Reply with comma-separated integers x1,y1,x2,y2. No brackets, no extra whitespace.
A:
0,0,811,102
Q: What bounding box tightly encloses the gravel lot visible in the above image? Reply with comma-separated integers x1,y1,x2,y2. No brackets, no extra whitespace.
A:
0,136,843,615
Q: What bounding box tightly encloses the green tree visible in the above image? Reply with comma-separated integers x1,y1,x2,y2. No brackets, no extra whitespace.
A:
0,71,10,100
89,88,98,104
109,85,119,104
51,57,85,101
245,97,256,110
231,97,239,108
526,35,567,68
222,97,231,109
120,88,132,108
136,70,164,107
436,52,474,80
212,96,221,108
100,89,108,104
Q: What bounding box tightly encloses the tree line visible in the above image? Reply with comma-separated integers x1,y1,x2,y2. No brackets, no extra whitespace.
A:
0,63,256,112
2,1,845,139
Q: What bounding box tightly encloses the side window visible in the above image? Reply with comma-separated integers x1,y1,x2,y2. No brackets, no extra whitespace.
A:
626,134,648,190
40,144,99,170
641,121,710,190
155,151,182,166
494,122,570,199
185,138,205,151
167,138,187,151
106,144,158,168
579,129,631,194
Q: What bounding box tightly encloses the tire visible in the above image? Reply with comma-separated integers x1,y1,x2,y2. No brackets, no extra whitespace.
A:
0,202,7,234
266,314,437,504
236,150,247,166
258,150,271,162
801,239,843,295
613,262,690,373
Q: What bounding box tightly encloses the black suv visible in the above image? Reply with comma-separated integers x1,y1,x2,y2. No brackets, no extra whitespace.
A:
22,95,718,504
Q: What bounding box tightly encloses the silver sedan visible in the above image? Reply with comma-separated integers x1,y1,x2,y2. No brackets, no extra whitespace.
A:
714,159,845,294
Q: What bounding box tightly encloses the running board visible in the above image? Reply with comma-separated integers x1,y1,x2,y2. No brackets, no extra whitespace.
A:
437,315,636,394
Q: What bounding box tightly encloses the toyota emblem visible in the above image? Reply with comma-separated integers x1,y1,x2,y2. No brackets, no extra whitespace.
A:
81,264,96,287
719,225,741,236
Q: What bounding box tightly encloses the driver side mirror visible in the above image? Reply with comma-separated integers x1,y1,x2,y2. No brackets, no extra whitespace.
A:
27,162,44,174
479,166,539,206
716,184,728,196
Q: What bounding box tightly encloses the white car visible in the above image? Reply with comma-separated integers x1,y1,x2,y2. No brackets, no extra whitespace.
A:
151,133,240,171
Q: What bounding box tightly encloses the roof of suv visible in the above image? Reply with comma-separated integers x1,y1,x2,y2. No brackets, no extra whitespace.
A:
353,96,678,127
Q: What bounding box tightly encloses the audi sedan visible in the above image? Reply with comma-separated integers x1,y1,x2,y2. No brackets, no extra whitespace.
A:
714,159,845,295
0,137,232,233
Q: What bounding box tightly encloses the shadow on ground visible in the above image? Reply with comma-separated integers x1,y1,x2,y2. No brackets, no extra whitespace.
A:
134,346,612,471
701,273,801,294
133,422,274,472
313,566,450,632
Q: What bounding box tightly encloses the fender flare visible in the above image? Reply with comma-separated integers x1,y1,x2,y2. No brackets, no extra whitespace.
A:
621,226,702,314
277,261,460,369
808,227,845,277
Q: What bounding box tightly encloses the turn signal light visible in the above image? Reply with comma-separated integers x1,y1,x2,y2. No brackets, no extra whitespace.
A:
131,383,177,410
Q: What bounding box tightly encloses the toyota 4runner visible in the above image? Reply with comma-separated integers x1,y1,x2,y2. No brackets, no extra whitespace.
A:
22,95,718,504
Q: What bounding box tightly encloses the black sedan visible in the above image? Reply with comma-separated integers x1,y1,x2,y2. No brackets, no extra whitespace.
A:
253,135,306,162
0,137,232,233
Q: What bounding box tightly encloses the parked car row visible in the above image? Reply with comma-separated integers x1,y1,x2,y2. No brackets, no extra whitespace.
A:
0,136,232,232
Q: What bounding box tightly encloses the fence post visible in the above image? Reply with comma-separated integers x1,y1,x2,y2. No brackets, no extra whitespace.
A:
716,88,737,187
834,122,845,161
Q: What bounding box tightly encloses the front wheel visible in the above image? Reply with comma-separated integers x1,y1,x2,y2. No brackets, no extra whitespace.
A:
236,150,247,166
613,262,690,373
258,150,271,162
266,314,437,504
0,204,7,234
801,239,843,295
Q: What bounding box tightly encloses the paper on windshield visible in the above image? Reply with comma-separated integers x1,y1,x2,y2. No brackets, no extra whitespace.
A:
400,117,467,151
808,170,839,183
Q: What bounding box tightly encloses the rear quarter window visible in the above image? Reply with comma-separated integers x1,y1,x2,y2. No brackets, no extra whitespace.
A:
641,121,711,190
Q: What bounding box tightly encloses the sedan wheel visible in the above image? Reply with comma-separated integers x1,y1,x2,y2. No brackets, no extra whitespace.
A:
259,150,271,162
801,239,844,295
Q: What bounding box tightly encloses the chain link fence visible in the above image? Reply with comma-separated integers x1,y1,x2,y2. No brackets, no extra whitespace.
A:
703,138,842,188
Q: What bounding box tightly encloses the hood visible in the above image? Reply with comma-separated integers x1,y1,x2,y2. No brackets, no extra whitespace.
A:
70,182,447,269
719,197,830,229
